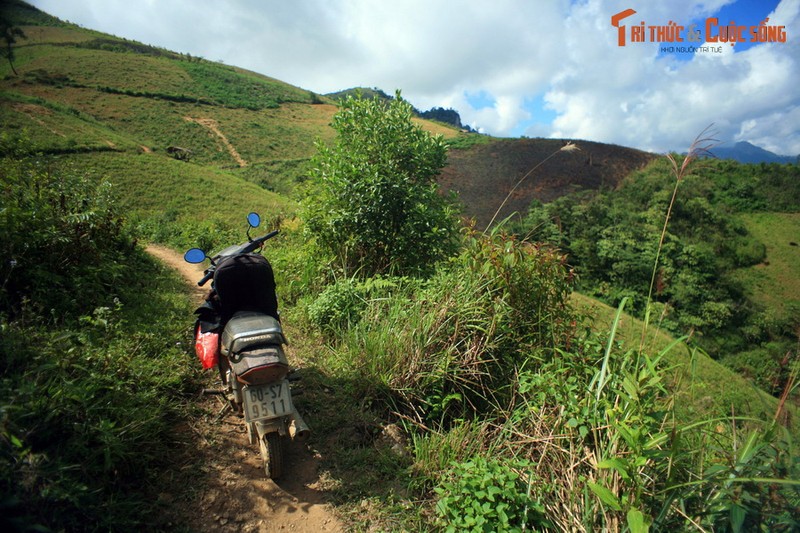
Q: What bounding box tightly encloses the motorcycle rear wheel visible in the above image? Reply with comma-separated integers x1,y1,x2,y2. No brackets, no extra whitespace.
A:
259,431,284,479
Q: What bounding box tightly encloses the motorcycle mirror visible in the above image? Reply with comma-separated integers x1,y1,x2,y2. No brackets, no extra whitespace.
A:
247,212,261,228
184,248,207,264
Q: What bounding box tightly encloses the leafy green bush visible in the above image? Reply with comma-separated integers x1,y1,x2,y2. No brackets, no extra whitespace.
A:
0,274,200,531
511,157,795,380
303,91,460,277
0,134,133,318
315,229,577,425
434,456,549,532
0,142,202,530
307,278,368,335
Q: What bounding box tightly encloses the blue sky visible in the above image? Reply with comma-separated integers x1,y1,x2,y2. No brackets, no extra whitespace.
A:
29,0,799,155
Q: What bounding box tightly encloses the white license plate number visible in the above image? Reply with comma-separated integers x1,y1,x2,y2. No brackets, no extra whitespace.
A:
243,381,293,423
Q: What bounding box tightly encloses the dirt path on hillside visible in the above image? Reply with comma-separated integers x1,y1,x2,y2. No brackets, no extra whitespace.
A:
145,244,345,532
185,117,248,167
13,102,66,138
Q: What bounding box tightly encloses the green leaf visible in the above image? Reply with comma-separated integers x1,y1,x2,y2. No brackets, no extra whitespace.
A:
588,481,622,511
729,504,746,533
626,508,649,533
597,458,631,480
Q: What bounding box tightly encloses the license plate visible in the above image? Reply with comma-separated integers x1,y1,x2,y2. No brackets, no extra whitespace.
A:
243,380,293,423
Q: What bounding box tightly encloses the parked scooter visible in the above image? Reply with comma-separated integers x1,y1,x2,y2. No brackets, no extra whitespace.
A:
184,212,309,479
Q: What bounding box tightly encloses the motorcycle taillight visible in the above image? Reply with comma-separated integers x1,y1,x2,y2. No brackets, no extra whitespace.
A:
229,345,289,386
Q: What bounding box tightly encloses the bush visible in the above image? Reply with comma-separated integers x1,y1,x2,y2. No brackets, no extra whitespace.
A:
303,91,459,277
434,455,549,532
0,136,133,319
0,141,203,530
307,278,369,335
318,229,577,425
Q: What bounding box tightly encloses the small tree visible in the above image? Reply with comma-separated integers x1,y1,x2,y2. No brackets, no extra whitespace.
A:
304,90,459,276
0,13,25,76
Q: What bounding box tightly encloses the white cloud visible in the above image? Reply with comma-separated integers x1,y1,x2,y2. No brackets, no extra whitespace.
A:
26,0,800,155
542,0,800,153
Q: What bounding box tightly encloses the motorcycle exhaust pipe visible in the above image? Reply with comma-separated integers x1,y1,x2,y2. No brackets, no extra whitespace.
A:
289,408,311,442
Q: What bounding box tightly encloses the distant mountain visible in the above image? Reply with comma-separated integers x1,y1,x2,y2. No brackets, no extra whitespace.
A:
325,87,394,102
711,141,797,164
326,87,472,130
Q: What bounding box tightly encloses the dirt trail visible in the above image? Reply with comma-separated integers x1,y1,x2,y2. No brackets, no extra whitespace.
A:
13,102,66,137
146,244,345,532
185,116,248,167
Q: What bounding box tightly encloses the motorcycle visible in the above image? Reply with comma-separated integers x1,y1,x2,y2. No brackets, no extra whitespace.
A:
184,212,310,479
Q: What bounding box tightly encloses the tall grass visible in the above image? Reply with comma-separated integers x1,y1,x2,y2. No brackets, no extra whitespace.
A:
641,125,718,351
301,130,799,530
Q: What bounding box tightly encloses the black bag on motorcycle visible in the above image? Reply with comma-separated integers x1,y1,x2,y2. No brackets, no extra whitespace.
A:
214,253,286,385
213,253,279,323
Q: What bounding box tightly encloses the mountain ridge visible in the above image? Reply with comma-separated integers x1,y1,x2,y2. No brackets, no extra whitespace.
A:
710,140,797,164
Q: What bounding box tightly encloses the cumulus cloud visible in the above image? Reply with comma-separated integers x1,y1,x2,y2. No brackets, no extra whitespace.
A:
27,0,800,154
543,0,800,153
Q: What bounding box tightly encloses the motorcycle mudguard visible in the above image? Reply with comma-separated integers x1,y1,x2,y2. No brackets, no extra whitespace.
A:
222,312,289,385
221,312,286,356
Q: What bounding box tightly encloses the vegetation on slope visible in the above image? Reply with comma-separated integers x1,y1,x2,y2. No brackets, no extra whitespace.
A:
511,155,800,395
0,143,202,531
292,101,799,531
303,92,460,277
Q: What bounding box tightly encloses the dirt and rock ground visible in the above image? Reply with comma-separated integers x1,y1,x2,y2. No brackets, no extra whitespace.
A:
146,245,346,532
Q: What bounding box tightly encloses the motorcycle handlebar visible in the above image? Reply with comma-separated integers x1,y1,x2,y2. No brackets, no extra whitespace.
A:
243,229,280,253
198,270,214,287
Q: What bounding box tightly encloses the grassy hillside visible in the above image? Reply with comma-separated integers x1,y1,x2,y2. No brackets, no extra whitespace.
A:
571,293,782,424
0,2,330,229
735,212,800,319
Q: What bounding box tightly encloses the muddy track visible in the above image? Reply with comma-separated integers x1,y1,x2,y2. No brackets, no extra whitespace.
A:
146,245,344,532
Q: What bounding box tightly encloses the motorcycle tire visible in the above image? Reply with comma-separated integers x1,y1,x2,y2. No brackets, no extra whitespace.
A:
259,432,284,479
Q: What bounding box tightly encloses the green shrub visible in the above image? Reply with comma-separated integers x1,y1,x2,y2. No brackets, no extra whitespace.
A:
307,278,369,335
0,136,133,318
434,455,549,532
303,91,459,277
0,142,203,530
316,229,577,425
